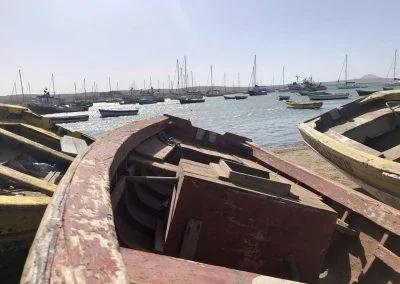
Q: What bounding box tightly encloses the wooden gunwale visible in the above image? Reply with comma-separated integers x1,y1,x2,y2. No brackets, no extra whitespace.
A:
21,115,400,283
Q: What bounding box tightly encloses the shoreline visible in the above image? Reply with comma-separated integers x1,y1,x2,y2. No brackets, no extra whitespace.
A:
270,143,359,189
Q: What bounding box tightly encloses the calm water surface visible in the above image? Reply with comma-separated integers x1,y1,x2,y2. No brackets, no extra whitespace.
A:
51,86,381,148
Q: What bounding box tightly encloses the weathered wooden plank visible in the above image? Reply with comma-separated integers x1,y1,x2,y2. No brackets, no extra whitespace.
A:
135,136,175,162
125,176,178,184
335,219,358,236
179,218,202,260
111,176,126,212
0,164,56,195
248,142,400,237
129,154,178,175
60,135,88,156
374,244,400,273
0,127,73,163
154,219,164,253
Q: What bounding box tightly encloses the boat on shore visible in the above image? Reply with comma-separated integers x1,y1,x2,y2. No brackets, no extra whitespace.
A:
383,48,400,91
47,114,89,124
22,115,400,284
286,100,323,109
308,92,349,100
0,104,94,276
299,90,400,209
278,95,290,101
356,89,380,96
99,109,139,118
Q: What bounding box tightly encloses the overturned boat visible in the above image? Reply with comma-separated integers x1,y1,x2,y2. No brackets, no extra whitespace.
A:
22,115,400,283
0,104,94,276
299,90,400,209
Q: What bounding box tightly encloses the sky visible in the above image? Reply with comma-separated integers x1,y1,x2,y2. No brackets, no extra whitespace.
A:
0,0,399,95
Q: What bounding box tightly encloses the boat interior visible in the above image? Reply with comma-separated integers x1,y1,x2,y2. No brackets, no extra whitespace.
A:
109,116,342,283
313,97,400,161
0,104,93,253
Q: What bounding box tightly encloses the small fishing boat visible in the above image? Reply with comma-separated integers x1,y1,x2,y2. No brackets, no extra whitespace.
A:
119,97,138,105
224,95,235,100
278,95,290,101
308,92,349,100
47,114,89,124
299,90,400,209
383,86,395,91
179,97,205,104
23,115,400,284
235,95,248,100
356,89,380,96
0,104,94,272
286,100,323,109
99,109,139,118
383,48,400,91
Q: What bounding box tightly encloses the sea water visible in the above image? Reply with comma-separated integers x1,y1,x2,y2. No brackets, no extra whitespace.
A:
54,85,383,148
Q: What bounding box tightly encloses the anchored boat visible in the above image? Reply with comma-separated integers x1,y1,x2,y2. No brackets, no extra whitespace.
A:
0,104,94,257
299,90,400,209
47,114,89,124
99,109,139,118
286,100,323,109
307,92,349,100
179,97,205,104
22,115,400,283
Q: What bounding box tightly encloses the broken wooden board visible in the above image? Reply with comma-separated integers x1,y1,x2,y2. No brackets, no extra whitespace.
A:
60,135,88,156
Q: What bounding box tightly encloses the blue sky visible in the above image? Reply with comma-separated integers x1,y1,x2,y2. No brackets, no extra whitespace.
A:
0,0,399,95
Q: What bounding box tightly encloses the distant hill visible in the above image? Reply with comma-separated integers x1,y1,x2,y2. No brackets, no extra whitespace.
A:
359,74,382,80
324,74,390,85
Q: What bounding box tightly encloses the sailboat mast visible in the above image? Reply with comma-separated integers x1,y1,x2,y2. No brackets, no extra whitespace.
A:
238,73,240,92
210,65,213,91
51,74,55,95
28,82,31,95
184,56,187,90
18,69,24,103
191,71,193,89
176,59,180,90
254,55,257,86
394,48,397,80
117,82,119,91
283,65,285,86
345,55,348,82
109,76,111,92
84,79,86,99
74,82,77,100
224,72,226,92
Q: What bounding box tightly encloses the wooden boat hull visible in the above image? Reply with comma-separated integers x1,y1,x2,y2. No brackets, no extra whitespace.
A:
179,98,205,104
308,93,349,100
248,90,268,96
224,95,235,100
235,95,247,100
22,115,400,284
278,95,290,101
47,114,89,124
99,109,139,118
299,90,400,209
286,101,323,109
27,104,88,114
0,104,94,271
356,89,380,96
